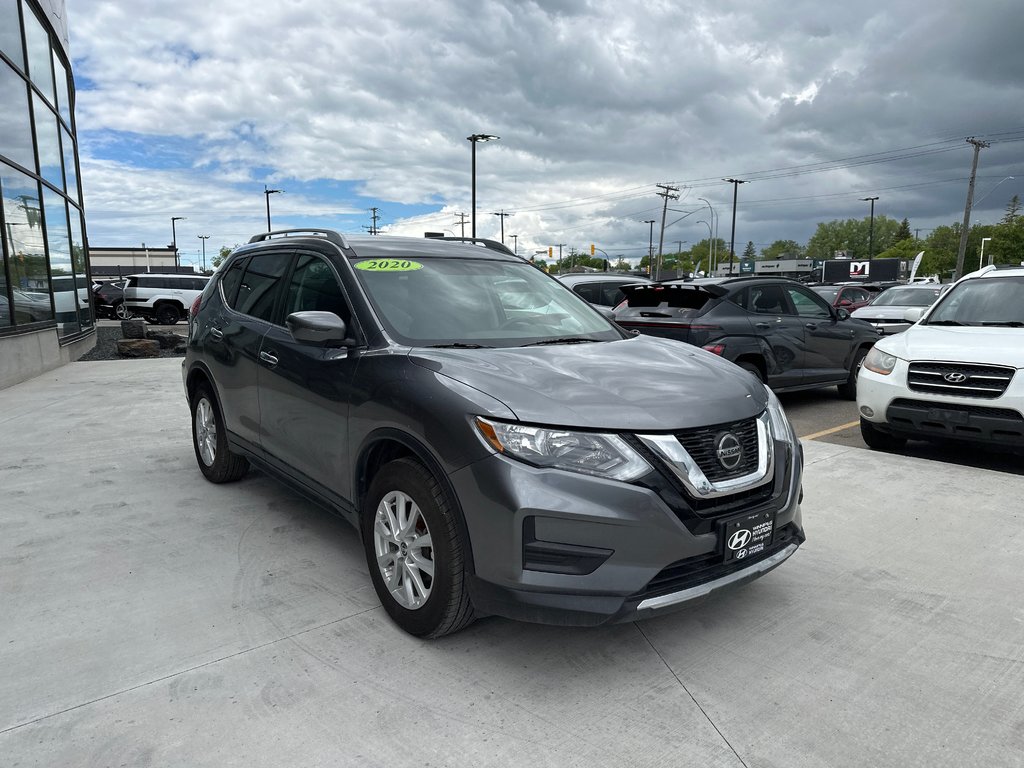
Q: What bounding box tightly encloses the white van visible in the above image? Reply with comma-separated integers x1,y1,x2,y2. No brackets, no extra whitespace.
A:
123,273,210,325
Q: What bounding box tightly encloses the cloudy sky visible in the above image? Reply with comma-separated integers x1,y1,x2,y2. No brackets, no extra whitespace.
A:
68,0,1023,270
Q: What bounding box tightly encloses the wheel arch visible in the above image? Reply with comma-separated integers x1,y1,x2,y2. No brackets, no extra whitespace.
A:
355,428,477,576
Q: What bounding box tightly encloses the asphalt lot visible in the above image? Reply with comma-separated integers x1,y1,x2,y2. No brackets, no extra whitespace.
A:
2,359,1023,767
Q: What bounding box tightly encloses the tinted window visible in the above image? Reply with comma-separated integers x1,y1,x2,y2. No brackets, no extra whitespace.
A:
749,285,788,314
284,253,351,325
236,253,290,322
572,283,601,304
220,258,247,309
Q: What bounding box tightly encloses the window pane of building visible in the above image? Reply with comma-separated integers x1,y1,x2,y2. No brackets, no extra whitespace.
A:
0,61,35,171
52,51,70,126
43,185,77,334
0,0,25,72
61,126,77,204
68,205,91,329
33,92,62,190
1,161,52,323
22,0,54,104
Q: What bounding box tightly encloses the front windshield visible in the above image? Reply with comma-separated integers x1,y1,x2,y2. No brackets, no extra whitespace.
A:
925,276,1024,326
871,287,943,307
352,256,622,347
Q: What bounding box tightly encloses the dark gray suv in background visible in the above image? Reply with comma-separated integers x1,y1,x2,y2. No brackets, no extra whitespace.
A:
183,231,805,637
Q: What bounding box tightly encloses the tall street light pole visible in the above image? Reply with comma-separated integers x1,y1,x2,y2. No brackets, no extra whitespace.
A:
171,216,186,269
264,185,282,232
509,234,518,255
861,196,879,260
642,220,656,274
467,134,499,239
979,236,992,270
198,234,210,273
723,179,747,275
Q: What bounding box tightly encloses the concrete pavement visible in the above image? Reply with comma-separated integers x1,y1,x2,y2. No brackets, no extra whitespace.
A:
1,359,1022,767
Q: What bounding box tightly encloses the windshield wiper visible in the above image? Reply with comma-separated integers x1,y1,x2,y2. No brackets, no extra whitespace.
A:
925,320,966,326
979,321,1024,327
523,337,601,347
427,342,493,348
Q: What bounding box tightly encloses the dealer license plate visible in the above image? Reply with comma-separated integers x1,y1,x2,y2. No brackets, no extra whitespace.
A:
721,510,775,563
927,407,969,425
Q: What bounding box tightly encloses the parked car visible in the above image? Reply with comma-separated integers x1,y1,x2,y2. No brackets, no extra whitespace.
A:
92,280,128,319
183,231,805,638
11,289,53,323
850,284,948,335
556,272,653,307
613,276,879,398
124,273,210,324
810,284,875,311
857,264,1024,452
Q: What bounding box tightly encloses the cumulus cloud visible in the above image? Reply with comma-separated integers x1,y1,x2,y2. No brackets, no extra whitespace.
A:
68,0,1023,261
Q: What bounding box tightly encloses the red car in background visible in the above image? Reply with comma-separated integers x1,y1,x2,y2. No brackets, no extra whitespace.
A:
810,284,875,311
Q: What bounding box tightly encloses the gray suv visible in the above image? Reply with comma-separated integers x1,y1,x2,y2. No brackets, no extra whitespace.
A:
182,231,805,637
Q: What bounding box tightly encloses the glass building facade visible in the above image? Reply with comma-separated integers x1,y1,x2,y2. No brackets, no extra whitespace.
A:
0,0,92,352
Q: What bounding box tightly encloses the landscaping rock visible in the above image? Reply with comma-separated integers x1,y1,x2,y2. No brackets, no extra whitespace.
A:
146,330,186,350
121,319,147,339
116,339,160,358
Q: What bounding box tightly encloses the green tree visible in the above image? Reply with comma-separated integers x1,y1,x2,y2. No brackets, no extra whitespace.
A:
742,241,756,259
761,240,804,260
805,216,901,261
211,245,236,269
895,218,912,241
1002,194,1020,225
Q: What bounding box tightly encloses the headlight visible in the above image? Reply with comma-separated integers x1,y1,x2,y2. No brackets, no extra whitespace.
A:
863,346,898,375
475,417,651,481
764,386,795,443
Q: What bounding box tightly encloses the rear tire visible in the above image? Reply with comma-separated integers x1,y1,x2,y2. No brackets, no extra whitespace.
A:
114,302,132,320
737,361,764,382
362,458,474,638
155,303,180,325
838,348,868,400
860,418,906,451
191,383,249,482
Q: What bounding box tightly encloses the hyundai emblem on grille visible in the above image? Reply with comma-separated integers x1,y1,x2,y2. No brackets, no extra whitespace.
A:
715,432,743,470
944,372,968,383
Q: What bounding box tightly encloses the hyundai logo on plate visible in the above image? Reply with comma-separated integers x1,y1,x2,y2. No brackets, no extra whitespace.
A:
715,432,743,470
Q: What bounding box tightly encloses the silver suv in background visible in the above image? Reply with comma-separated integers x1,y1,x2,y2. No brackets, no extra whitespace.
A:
123,273,210,325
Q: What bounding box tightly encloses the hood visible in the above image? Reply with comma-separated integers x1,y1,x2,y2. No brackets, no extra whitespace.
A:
408,336,767,431
877,325,1024,368
852,306,916,320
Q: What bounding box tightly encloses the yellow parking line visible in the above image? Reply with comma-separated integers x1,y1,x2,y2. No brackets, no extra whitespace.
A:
800,420,860,441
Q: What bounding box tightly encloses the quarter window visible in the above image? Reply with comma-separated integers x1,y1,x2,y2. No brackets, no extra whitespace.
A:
220,258,247,308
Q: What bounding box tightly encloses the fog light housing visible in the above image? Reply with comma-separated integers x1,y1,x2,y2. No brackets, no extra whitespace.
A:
860,405,874,418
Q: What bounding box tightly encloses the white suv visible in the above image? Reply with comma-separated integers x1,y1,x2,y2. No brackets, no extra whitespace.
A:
123,273,210,325
857,264,1024,452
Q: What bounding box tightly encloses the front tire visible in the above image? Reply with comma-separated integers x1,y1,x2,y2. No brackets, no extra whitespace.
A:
860,418,907,451
114,302,133,320
191,383,249,482
737,361,764,382
362,458,474,638
838,348,868,400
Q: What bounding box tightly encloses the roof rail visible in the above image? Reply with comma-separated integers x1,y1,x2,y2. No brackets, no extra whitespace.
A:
248,229,350,250
430,236,518,258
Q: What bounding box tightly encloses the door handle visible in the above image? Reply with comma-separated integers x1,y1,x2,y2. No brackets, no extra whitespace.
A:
209,327,224,340
259,350,279,366
755,322,771,329
804,323,818,330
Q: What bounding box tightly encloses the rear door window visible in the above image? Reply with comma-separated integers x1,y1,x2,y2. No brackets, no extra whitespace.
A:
220,257,247,308
236,253,291,322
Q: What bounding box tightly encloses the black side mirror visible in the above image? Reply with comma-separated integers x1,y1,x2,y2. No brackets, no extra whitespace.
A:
836,308,851,321
286,311,357,347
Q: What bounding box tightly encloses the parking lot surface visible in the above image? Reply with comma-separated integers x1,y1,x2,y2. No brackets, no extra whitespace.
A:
2,359,1022,767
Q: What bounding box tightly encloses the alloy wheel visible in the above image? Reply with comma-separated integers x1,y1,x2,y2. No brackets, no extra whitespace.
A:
194,397,217,466
373,490,434,610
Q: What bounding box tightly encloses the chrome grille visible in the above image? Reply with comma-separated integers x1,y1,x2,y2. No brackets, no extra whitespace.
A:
673,418,759,481
907,362,1014,400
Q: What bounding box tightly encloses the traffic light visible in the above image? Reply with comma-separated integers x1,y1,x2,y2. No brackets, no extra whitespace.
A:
590,244,595,256
548,247,553,259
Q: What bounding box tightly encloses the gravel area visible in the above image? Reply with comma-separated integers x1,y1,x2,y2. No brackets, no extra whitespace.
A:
77,323,187,361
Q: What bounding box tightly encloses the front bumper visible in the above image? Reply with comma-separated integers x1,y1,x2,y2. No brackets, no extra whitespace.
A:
858,365,1024,447
449,438,804,627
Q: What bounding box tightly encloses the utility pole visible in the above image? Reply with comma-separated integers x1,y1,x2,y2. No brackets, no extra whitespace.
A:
655,184,680,281
954,137,990,280
723,178,747,275
198,234,210,272
642,220,656,268
509,234,518,255
366,207,381,235
454,212,469,238
491,209,512,243
556,243,566,271
861,196,879,260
